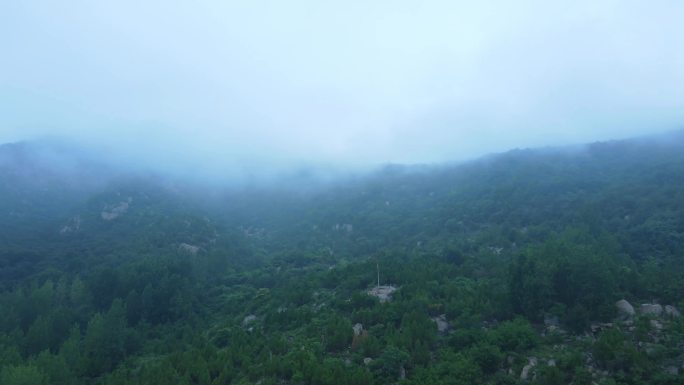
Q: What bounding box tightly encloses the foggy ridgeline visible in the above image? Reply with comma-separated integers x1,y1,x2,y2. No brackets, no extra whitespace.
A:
2,131,684,385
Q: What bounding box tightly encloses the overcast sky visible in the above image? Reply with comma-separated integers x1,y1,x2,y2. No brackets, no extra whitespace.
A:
1,0,683,175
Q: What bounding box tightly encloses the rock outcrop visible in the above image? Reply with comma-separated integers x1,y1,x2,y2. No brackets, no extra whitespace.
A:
367,285,397,303
101,198,132,220
179,243,200,255
617,300,681,319
432,314,449,333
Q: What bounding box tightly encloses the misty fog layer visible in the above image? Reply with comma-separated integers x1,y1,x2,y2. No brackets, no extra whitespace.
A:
2,1,684,177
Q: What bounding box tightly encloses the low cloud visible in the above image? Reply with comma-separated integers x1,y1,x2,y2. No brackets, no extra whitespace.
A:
1,0,683,178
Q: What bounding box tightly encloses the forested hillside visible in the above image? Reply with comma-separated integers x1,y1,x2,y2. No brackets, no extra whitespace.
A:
1,133,684,385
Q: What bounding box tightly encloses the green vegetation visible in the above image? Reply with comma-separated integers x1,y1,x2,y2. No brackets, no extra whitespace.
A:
1,134,684,384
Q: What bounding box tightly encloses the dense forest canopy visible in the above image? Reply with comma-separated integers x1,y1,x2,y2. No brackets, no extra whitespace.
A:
1,132,684,384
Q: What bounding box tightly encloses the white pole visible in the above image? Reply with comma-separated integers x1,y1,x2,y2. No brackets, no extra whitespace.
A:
377,262,380,288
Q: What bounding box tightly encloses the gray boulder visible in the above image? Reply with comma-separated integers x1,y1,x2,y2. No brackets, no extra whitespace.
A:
665,305,680,318
353,323,363,336
432,314,449,333
520,357,537,380
640,304,664,317
242,314,257,325
616,299,635,318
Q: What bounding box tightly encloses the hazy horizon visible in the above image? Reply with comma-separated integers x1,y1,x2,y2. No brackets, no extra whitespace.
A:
2,1,683,177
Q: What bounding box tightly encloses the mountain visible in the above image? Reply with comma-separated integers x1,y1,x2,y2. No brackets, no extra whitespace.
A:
1,132,684,384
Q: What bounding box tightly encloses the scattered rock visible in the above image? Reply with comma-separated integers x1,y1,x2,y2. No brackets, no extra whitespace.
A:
363,357,373,365
432,314,449,333
367,285,397,303
239,226,265,238
616,299,635,318
399,366,406,380
547,359,556,367
488,246,503,255
243,315,257,325
178,243,200,255
665,305,680,318
591,322,614,333
59,215,81,234
520,357,537,380
640,304,664,317
353,323,364,336
332,223,353,233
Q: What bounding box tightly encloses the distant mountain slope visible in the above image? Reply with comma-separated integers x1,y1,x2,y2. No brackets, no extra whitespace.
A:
2,131,684,283
217,130,684,262
0,142,247,284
